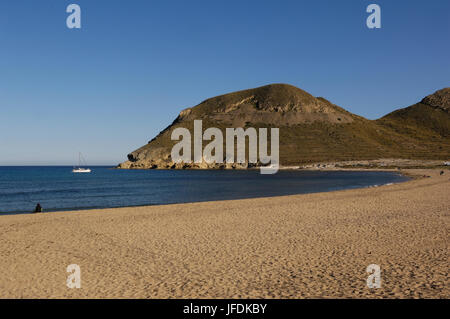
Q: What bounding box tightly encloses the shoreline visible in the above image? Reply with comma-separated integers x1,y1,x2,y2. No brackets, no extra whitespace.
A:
116,158,450,171
0,168,448,298
1,168,413,216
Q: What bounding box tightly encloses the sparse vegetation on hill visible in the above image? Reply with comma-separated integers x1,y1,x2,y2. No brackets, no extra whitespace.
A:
118,84,450,169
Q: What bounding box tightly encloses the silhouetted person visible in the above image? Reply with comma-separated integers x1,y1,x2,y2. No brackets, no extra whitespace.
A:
440,171,444,176
34,203,42,213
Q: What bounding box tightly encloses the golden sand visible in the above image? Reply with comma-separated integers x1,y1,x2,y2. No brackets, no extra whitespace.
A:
0,169,448,298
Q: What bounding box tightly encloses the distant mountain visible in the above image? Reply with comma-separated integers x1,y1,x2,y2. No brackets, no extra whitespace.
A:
118,84,450,169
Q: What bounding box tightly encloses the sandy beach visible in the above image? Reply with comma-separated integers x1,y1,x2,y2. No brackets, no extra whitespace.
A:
0,169,448,299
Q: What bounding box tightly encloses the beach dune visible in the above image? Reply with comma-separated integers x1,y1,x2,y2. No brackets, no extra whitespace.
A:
0,169,448,298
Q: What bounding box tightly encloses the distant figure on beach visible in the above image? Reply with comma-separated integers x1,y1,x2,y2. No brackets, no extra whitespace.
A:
34,203,42,213
440,171,444,176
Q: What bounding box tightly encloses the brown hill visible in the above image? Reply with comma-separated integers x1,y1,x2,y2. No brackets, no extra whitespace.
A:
118,84,450,169
377,88,450,138
175,83,356,126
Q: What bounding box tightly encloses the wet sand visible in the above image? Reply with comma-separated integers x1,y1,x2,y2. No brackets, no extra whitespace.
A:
0,169,448,298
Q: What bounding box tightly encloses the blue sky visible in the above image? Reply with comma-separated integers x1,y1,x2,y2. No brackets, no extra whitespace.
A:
0,0,449,165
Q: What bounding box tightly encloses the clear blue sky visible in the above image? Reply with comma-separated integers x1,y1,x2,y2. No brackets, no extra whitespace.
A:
0,0,449,165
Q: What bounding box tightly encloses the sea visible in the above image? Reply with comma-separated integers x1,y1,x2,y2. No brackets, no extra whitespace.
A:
0,166,409,214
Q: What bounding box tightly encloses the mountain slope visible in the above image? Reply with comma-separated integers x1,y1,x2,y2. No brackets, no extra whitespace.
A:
118,84,450,169
377,88,450,138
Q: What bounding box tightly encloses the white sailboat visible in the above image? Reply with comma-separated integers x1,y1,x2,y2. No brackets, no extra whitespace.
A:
72,152,92,173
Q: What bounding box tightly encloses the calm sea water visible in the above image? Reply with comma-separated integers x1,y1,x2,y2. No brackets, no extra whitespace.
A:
0,167,409,214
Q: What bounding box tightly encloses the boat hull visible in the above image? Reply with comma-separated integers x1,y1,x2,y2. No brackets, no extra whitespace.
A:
72,169,92,173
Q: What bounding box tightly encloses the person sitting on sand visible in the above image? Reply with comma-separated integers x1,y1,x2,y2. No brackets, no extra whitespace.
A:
34,203,42,213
